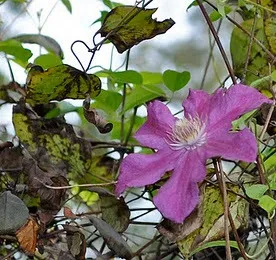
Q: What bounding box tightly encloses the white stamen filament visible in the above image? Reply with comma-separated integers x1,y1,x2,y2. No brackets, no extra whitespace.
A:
167,115,206,150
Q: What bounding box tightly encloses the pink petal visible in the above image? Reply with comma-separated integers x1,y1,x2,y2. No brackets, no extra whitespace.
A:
207,84,271,132
183,89,211,118
135,101,176,150
115,149,180,196
206,128,257,162
153,151,206,223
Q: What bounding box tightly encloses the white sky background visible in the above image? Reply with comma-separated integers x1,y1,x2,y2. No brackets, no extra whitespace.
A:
0,0,194,132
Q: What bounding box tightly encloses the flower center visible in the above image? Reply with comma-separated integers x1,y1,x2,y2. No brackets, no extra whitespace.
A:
167,115,206,150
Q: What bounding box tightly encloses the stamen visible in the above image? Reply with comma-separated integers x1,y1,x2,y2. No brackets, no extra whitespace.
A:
167,115,206,150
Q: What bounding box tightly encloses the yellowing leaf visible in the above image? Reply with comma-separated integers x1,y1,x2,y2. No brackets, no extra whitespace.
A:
26,64,101,106
98,5,175,53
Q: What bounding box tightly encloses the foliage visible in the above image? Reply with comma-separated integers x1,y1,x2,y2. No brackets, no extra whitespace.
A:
0,0,276,259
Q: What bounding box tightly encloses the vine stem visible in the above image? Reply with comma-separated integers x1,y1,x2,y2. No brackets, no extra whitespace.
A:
196,0,236,85
214,158,232,260
120,49,131,144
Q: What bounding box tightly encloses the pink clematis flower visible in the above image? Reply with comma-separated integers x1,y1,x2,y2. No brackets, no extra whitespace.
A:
116,84,272,223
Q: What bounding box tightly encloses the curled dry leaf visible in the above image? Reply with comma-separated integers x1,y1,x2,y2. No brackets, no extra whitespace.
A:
83,96,113,133
63,224,86,260
16,217,39,256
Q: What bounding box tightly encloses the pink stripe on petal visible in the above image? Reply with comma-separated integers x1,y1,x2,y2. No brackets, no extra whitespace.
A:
206,128,258,162
115,149,180,196
183,89,211,119
135,101,176,150
153,151,206,223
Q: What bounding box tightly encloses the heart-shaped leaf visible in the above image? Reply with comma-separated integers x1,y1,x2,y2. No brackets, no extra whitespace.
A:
163,70,190,92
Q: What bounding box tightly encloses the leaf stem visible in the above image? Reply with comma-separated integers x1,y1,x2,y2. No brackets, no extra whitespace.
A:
196,0,236,85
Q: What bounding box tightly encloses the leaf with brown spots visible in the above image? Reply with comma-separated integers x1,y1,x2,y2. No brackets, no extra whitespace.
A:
26,64,101,106
98,5,175,53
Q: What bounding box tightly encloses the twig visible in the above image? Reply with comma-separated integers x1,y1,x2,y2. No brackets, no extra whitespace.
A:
214,158,232,260
34,177,116,190
242,5,258,81
228,209,249,259
120,49,131,144
200,20,222,89
196,0,236,85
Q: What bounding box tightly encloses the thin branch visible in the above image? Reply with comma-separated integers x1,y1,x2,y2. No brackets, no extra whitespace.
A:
196,0,236,85
34,177,116,190
214,158,232,260
200,20,222,89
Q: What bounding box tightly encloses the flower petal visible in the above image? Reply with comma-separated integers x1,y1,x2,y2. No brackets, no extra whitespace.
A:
206,128,257,162
207,84,271,132
153,151,206,223
115,149,180,196
135,101,176,150
183,89,211,119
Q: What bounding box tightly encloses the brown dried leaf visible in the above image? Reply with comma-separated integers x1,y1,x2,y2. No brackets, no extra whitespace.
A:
16,217,39,255
83,96,113,134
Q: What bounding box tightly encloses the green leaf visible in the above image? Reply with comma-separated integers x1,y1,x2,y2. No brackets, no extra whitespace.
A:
93,11,109,25
245,184,268,200
140,71,163,85
230,18,274,88
98,70,143,84
186,0,198,11
102,0,122,9
61,0,72,13
162,70,190,92
190,240,239,257
93,89,122,113
259,195,276,214
209,6,232,22
26,64,101,105
34,53,63,69
271,70,276,81
98,6,175,53
0,191,29,234
12,34,63,58
45,101,77,119
79,190,99,206
268,173,276,190
0,39,32,64
124,84,165,112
